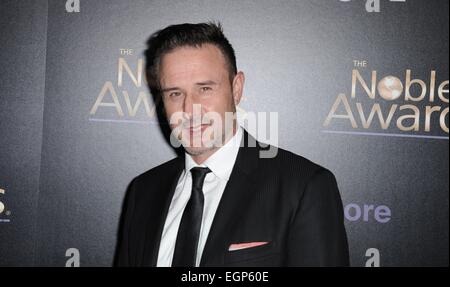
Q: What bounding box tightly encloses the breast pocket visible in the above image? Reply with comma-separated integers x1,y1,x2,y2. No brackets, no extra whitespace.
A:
224,241,278,265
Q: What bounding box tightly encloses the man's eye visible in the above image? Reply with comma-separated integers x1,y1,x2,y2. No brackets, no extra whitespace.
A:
201,87,212,92
169,92,181,97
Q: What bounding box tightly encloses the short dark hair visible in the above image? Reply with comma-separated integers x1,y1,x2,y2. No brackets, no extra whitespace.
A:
145,21,237,96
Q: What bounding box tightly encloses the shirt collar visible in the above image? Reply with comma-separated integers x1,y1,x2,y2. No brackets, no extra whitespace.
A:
185,125,243,181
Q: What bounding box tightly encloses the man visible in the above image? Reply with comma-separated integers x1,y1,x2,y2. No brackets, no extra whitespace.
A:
115,22,349,267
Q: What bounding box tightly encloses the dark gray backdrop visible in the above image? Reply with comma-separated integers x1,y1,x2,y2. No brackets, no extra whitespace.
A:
0,0,448,266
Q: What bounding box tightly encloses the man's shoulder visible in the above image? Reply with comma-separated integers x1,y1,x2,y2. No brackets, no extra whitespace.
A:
263,144,322,169
255,144,339,205
133,156,181,184
258,143,334,182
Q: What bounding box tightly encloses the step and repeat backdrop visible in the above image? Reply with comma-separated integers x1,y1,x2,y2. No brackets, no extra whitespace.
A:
0,0,448,267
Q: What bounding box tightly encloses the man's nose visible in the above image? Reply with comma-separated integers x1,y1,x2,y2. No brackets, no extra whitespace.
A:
183,94,201,118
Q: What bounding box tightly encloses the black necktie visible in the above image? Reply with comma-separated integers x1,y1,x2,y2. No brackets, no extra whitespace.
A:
172,166,212,267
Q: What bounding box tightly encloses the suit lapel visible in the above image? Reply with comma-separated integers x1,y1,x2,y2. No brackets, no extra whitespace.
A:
141,156,184,266
200,130,260,266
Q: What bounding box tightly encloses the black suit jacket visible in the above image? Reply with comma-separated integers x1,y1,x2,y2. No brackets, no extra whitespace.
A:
115,129,349,267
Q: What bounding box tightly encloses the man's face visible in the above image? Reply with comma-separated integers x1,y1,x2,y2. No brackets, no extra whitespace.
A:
159,44,244,156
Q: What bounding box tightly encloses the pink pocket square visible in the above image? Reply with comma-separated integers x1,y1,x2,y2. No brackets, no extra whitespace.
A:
228,241,269,251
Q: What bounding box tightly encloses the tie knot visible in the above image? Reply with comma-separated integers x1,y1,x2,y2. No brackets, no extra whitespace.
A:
190,167,211,190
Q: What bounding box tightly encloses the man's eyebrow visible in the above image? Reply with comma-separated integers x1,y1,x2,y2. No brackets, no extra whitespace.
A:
160,81,218,92
195,80,218,86
161,86,181,93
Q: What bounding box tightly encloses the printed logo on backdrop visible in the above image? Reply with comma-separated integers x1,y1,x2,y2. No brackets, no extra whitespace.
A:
323,60,449,140
65,248,80,267
365,248,381,267
89,49,159,125
339,0,406,13
65,0,80,13
89,48,249,125
0,187,11,223
344,203,391,223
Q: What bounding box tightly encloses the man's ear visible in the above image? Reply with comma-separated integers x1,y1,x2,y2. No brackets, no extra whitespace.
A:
232,71,245,106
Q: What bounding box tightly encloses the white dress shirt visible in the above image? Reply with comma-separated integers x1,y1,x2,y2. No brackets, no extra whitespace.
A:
156,125,244,267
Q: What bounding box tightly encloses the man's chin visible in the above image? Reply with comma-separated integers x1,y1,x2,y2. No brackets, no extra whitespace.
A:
183,145,216,156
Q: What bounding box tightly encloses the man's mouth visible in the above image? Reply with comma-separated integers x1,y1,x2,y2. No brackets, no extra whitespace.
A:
188,124,211,133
